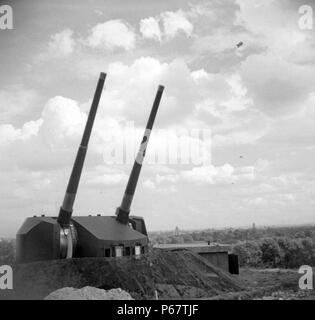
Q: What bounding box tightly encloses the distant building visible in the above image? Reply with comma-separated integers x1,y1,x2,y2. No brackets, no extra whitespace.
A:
174,226,180,237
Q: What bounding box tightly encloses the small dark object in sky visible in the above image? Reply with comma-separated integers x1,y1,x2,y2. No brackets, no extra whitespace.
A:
236,42,244,48
240,155,243,158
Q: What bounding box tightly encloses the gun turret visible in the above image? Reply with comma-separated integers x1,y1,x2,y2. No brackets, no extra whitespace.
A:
116,85,164,224
57,72,106,228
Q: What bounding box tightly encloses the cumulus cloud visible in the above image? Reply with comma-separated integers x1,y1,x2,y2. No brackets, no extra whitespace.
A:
1,56,231,172
161,9,193,39
0,95,89,172
180,162,257,185
139,17,162,41
0,120,41,145
50,29,75,55
1,101,78,171
86,20,136,51
47,29,75,57
81,57,232,127
139,9,193,42
40,96,86,143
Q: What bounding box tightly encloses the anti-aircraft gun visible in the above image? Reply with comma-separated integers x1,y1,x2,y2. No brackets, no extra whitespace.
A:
16,77,164,263
16,72,106,263
116,86,164,225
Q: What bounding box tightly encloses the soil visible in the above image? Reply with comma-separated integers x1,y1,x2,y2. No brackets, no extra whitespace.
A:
45,287,134,300
0,249,243,300
1,249,313,300
204,267,315,300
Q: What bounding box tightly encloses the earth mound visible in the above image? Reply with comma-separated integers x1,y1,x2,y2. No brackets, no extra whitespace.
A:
4,249,244,299
45,286,133,300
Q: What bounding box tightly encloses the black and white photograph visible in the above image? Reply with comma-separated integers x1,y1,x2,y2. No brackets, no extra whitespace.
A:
0,0,315,307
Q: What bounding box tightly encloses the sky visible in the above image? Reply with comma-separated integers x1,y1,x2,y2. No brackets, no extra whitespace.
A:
0,0,315,237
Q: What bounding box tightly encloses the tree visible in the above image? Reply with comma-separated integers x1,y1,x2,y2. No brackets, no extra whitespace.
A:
301,238,315,265
232,241,262,267
232,243,249,267
0,239,15,265
260,238,281,267
277,237,314,268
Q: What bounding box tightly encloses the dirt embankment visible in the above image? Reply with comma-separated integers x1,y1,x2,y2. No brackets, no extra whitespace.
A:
45,287,134,300
1,249,244,300
236,268,315,300
201,267,314,300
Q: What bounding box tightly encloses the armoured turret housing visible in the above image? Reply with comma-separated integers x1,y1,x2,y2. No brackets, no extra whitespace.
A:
16,215,148,263
16,78,163,263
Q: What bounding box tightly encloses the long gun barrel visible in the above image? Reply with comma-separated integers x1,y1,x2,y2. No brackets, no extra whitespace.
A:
116,85,164,224
58,72,106,227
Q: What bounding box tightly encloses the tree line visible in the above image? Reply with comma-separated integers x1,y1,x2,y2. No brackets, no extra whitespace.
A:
1,225,315,268
150,225,315,269
232,237,315,268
